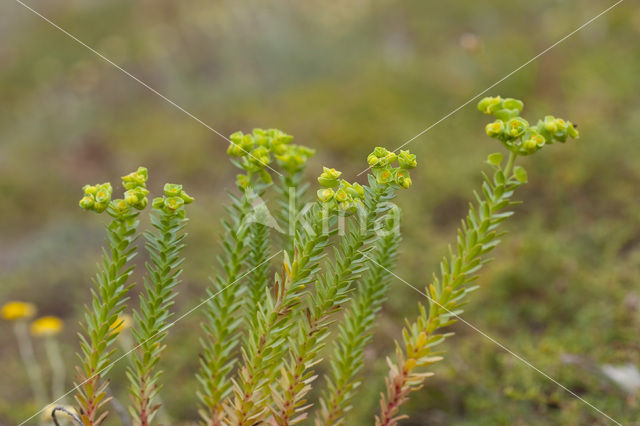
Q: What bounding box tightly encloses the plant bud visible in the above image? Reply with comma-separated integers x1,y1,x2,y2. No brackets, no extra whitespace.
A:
164,196,184,211
567,122,579,139
522,138,538,154
477,96,502,114
110,199,129,215
502,98,524,112
317,188,335,203
485,120,505,138
79,196,94,210
507,117,529,138
374,168,394,185
318,167,342,188
152,197,164,209
164,183,183,197
236,174,250,190
335,188,348,203
398,150,417,169
543,115,557,133
83,184,98,196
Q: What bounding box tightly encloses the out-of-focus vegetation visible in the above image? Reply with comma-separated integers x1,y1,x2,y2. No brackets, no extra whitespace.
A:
1,0,639,424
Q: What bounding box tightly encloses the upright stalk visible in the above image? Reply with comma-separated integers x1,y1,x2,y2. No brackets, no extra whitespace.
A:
270,177,396,425
14,321,47,408
127,184,193,426
224,203,333,426
315,211,401,426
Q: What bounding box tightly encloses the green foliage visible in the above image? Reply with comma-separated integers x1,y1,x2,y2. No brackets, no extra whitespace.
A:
127,183,192,425
39,97,587,426
315,210,401,426
225,202,334,425
196,188,254,424
75,168,149,425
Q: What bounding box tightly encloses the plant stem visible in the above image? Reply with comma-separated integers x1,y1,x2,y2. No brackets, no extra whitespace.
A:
44,337,66,404
271,179,395,425
14,321,47,408
504,151,517,177
375,163,525,426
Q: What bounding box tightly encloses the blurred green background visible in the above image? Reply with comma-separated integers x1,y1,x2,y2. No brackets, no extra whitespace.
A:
2,0,640,424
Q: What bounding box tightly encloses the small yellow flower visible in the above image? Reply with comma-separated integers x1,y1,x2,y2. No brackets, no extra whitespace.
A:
30,316,64,337
110,314,133,334
1,301,36,321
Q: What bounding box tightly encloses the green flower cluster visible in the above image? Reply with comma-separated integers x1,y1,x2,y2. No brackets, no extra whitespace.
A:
79,167,150,216
316,167,365,214
367,147,416,188
79,182,113,213
227,128,315,188
152,183,194,217
478,96,579,155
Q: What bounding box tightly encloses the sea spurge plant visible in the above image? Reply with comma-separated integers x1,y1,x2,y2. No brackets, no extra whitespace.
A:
75,167,148,425
127,183,192,426
375,97,577,426
479,95,579,155
63,97,577,425
315,211,401,426
269,151,414,425
198,128,314,425
225,201,335,425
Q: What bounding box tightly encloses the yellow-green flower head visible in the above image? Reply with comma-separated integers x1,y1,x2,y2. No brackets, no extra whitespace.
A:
394,169,412,189
110,198,129,216
374,167,394,185
506,117,529,138
121,167,148,190
477,96,503,114
1,301,36,321
79,182,112,213
227,131,255,157
153,183,193,214
246,146,271,170
164,196,184,211
317,188,335,203
534,116,579,144
502,98,524,113
334,188,349,203
266,128,294,146
276,144,316,174
30,316,63,337
521,131,545,154
478,96,524,120
318,167,342,188
398,150,417,169
368,147,393,168
124,187,149,210
543,115,558,133
485,120,505,139
236,174,250,190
